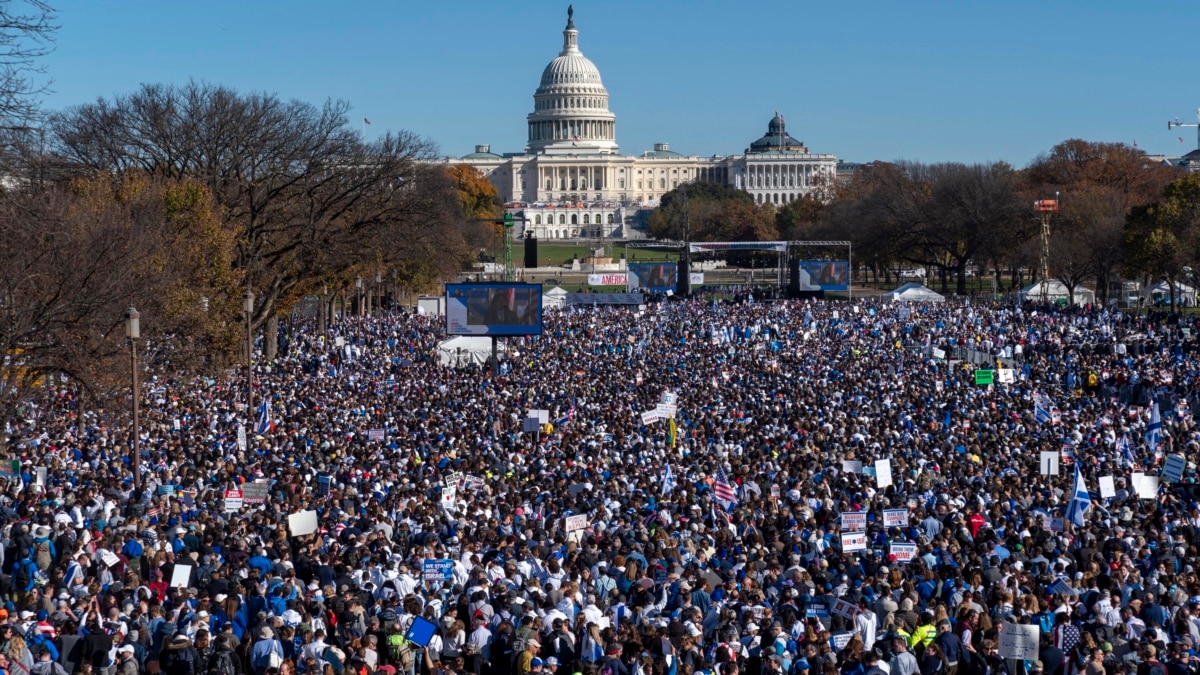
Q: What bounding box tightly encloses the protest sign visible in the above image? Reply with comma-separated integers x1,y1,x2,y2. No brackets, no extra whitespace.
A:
655,403,678,419
806,601,831,620
287,510,319,536
1133,473,1159,499
241,482,270,504
890,542,918,563
997,368,1014,384
1039,451,1059,476
832,599,859,619
842,460,863,474
883,509,909,528
975,369,994,385
223,489,243,513
441,485,458,509
931,348,945,360
523,417,541,433
237,425,247,453
875,459,893,488
367,428,385,442
528,409,550,424
1098,475,1115,499
830,632,855,651
100,551,122,568
422,559,454,582
840,531,867,552
564,514,588,533
998,623,1040,660
170,564,192,589
640,410,661,425
841,511,867,532
1162,454,1186,483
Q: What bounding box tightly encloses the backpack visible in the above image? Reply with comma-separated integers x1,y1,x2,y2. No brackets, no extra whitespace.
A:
34,541,51,571
165,648,196,675
1145,662,1166,675
14,560,32,589
207,652,235,675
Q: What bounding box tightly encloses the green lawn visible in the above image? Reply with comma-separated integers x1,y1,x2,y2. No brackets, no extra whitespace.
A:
521,242,680,268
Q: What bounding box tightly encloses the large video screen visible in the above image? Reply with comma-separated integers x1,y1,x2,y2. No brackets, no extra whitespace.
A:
446,283,543,336
627,263,677,292
796,261,849,291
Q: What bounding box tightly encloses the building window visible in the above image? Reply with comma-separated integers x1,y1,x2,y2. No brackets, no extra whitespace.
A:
637,180,642,189
619,179,625,188
571,214,577,225
659,179,665,189
546,180,552,189
535,215,542,225
582,214,590,224
559,214,566,224
607,214,615,224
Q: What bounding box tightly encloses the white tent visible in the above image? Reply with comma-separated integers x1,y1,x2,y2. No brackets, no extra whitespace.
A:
884,282,945,303
1144,280,1197,307
543,286,568,310
1019,280,1095,306
436,336,506,367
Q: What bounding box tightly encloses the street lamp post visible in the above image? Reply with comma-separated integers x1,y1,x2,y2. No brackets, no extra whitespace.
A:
243,290,254,414
125,306,141,489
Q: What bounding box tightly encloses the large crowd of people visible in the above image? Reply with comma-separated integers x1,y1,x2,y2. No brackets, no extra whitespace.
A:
0,294,1197,675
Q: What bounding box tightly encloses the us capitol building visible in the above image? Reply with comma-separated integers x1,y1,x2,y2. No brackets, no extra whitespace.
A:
453,7,839,241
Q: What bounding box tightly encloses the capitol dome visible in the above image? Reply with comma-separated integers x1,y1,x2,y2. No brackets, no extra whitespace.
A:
526,6,618,155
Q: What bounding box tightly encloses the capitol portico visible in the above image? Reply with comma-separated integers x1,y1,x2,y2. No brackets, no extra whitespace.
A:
454,6,839,240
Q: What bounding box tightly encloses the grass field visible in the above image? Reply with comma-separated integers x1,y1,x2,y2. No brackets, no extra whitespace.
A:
524,242,680,268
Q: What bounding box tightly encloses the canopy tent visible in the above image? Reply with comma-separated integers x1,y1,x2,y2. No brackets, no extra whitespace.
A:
435,336,506,367
883,283,945,303
543,286,568,310
1144,280,1197,307
1019,280,1095,306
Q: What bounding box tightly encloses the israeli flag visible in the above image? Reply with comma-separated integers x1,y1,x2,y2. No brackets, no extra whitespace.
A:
1145,401,1161,451
254,400,272,436
1034,392,1054,425
1116,434,1135,468
662,463,677,496
1065,462,1091,528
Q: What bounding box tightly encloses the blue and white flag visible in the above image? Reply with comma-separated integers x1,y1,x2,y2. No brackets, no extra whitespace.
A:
254,400,273,436
1065,462,1091,528
662,463,677,496
1145,402,1161,451
1116,434,1136,468
1034,392,1054,425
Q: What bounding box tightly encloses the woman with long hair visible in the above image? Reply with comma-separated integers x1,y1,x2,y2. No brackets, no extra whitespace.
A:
4,635,31,675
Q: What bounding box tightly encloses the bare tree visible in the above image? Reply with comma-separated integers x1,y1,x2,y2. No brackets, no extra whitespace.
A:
49,82,470,340
0,0,54,127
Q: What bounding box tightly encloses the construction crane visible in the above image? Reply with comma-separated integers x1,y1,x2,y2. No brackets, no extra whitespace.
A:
1034,196,1059,303
1168,108,1200,151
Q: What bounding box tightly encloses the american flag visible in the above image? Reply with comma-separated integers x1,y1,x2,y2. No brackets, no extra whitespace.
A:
146,507,160,518
713,467,738,505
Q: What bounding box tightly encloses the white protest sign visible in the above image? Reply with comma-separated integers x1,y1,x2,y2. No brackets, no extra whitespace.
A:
1098,475,1115,499
660,391,677,405
1133,473,1159,499
832,599,859,619
841,511,867,532
237,425,247,453
441,485,458,509
170,564,193,588
655,403,678,419
883,509,909,528
528,409,550,424
997,368,1014,384
100,551,122,568
564,514,588,533
640,410,661,425
842,460,863,474
223,489,243,513
287,510,319,536
875,459,893,488
830,632,855,651
998,623,1040,660
1040,451,1060,476
890,542,918,563
840,531,867,552
931,348,945,360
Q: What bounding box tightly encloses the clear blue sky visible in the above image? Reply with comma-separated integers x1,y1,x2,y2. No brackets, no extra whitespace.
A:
39,0,1200,165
